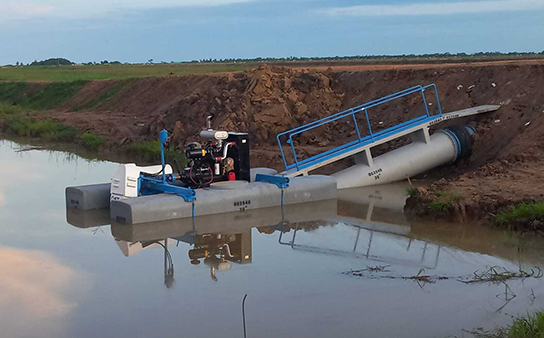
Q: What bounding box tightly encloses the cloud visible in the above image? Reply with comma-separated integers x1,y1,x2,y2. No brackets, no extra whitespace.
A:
0,247,88,338
0,0,261,22
6,3,54,16
0,191,4,206
317,0,544,17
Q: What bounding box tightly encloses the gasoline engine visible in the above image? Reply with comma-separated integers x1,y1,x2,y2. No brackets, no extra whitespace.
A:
180,126,250,188
110,117,251,201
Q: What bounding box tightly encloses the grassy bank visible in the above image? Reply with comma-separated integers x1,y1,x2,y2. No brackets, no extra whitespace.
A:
125,141,188,166
1,115,104,150
1,112,187,161
472,312,544,338
429,190,463,214
0,81,87,109
73,78,134,111
497,202,544,228
0,81,186,160
4,117,78,141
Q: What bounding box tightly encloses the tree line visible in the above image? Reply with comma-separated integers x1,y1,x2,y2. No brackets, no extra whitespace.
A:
5,51,544,67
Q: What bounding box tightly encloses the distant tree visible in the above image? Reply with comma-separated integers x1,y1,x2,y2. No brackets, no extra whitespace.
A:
100,60,109,64
148,59,154,63
30,58,72,66
15,61,19,66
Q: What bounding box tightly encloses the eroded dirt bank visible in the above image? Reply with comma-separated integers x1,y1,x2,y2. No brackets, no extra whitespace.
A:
9,62,544,223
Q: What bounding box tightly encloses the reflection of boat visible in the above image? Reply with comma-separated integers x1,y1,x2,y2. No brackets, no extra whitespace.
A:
110,200,337,243
276,181,441,269
67,200,338,285
291,183,544,268
66,181,543,285
336,182,412,235
66,207,110,229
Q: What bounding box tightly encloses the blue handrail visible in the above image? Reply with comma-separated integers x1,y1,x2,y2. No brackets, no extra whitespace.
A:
276,84,442,172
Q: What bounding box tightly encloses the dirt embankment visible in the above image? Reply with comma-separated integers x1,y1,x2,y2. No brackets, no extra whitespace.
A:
32,62,544,221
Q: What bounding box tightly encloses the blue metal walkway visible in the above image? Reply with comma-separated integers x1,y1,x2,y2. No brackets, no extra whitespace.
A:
277,84,499,177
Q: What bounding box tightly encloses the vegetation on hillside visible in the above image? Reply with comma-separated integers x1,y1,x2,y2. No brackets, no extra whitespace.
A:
72,78,135,111
81,133,105,149
124,141,188,166
0,81,87,109
3,117,78,141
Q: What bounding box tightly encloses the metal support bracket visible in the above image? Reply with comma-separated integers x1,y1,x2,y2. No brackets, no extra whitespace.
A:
255,174,290,189
140,176,196,202
354,149,374,167
410,127,431,144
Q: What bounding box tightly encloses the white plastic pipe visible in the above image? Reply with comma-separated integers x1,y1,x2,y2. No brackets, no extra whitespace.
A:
333,130,459,189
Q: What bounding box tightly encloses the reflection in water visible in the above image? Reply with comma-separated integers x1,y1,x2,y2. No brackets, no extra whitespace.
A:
67,182,543,288
278,223,441,269
101,201,337,285
4,139,544,338
115,239,177,286
0,247,87,338
186,231,251,281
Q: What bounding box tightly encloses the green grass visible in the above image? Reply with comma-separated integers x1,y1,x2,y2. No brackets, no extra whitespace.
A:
497,202,544,225
508,312,544,338
470,312,544,338
429,190,463,214
407,188,417,198
0,102,25,116
125,141,188,165
76,79,134,111
81,133,105,149
0,82,27,104
0,81,87,109
0,63,254,82
3,117,78,141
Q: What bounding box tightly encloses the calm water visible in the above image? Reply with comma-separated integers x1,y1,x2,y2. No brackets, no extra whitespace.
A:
2,139,544,338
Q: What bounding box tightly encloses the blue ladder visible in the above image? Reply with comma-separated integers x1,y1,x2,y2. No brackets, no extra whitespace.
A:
277,84,443,176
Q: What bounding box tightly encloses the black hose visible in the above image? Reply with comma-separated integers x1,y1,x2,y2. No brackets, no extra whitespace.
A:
446,125,473,161
242,294,248,338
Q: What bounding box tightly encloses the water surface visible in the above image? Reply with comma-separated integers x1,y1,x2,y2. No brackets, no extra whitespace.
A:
1,140,544,338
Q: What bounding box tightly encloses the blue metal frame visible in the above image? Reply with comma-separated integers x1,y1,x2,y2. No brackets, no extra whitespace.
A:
138,129,196,202
276,84,442,172
255,174,290,188
159,129,169,183
140,175,196,202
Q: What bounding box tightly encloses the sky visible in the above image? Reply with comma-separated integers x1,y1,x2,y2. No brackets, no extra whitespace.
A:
1,0,543,65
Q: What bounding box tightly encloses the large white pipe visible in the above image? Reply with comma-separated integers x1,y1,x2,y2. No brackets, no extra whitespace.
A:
333,130,463,189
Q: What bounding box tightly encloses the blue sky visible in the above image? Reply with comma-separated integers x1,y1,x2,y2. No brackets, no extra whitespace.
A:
1,0,543,65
